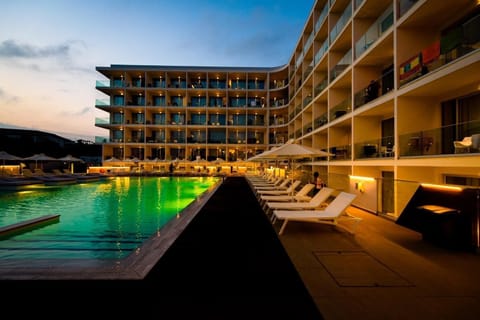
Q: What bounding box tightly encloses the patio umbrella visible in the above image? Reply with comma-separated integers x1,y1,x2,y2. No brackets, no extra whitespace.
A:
248,139,333,161
104,156,121,162
0,150,23,163
23,153,57,169
58,154,84,173
0,151,23,174
58,154,84,162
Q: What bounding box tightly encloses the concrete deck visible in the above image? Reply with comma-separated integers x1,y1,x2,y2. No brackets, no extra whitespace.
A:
279,205,480,320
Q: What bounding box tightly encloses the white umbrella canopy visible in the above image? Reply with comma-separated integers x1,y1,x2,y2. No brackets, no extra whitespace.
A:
23,153,58,169
58,154,84,173
58,154,84,162
0,151,23,174
104,156,121,162
23,153,57,161
248,139,332,161
0,150,23,161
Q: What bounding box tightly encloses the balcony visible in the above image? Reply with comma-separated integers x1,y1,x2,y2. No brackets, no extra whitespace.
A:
329,144,351,160
330,98,352,121
399,121,480,157
355,5,393,58
354,137,395,159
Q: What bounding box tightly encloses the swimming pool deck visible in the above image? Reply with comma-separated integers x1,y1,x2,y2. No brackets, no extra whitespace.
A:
2,176,480,319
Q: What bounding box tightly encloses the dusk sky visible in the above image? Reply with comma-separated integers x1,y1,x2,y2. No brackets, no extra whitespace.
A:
0,0,313,141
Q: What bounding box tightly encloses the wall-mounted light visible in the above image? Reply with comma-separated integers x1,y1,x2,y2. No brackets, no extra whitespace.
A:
420,183,463,192
349,175,375,181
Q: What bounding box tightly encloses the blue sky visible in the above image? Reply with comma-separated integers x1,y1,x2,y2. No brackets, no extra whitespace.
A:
0,0,313,141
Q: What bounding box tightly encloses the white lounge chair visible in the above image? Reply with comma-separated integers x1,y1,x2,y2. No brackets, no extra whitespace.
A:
260,183,315,205
256,180,301,197
272,191,361,235
265,187,335,215
254,178,290,191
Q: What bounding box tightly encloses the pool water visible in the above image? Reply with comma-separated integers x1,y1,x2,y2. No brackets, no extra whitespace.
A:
0,176,219,262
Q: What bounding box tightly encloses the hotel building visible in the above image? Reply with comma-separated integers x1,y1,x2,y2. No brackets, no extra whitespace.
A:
95,0,480,223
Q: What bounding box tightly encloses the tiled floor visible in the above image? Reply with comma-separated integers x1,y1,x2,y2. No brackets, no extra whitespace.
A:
276,206,480,320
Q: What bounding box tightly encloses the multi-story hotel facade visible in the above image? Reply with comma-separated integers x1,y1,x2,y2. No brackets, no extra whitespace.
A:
95,0,480,221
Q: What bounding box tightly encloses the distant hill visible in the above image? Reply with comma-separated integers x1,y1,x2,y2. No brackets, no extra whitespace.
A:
0,128,102,169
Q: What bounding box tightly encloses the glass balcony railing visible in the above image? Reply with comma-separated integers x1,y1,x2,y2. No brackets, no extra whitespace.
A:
314,112,328,129
355,0,365,9
303,122,313,134
303,95,313,108
95,99,110,106
95,118,109,126
353,68,394,109
314,4,328,33
96,80,110,88
304,31,314,54
355,5,393,58
329,97,352,120
95,136,109,144
330,48,352,82
314,78,328,98
398,0,419,19
314,39,329,65
399,13,480,87
330,3,352,44
399,120,480,157
329,144,351,160
354,137,395,159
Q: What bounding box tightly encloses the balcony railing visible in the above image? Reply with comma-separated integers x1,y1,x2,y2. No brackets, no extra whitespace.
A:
354,137,394,159
330,3,352,44
314,3,328,33
353,68,394,109
314,39,328,67
329,98,352,120
399,12,480,87
398,0,419,19
355,5,393,58
399,120,480,157
329,144,351,160
314,113,328,129
314,78,328,98
330,48,352,82
96,80,110,88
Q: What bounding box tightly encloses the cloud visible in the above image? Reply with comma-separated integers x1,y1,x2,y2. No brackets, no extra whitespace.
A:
0,39,70,59
0,86,20,104
0,39,94,74
59,107,91,117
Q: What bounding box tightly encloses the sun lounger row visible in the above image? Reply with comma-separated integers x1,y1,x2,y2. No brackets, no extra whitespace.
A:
247,173,362,236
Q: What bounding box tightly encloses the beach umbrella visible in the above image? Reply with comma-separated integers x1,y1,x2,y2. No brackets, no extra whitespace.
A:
23,153,57,169
58,154,84,173
0,151,23,163
248,139,332,161
104,156,121,162
0,151,23,174
58,154,84,162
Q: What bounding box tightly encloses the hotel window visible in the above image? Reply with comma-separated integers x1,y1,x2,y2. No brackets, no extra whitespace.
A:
153,113,165,125
191,113,206,125
112,112,124,124
445,175,480,187
153,96,165,106
113,95,124,106
112,130,123,142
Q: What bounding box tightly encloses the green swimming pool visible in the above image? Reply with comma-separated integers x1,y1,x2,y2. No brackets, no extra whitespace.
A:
0,176,220,264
